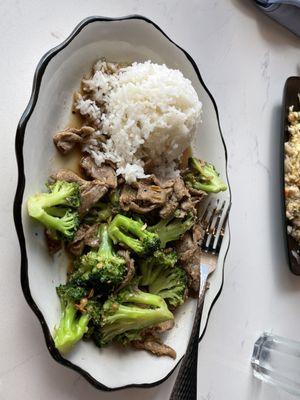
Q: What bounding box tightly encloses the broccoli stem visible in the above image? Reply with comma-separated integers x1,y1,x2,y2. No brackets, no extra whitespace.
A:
149,217,194,248
100,286,174,345
98,224,117,259
54,303,90,353
108,214,160,255
109,226,143,253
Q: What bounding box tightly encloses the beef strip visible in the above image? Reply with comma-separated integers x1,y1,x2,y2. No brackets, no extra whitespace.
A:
192,223,203,243
120,185,138,210
151,320,175,333
53,126,95,154
119,184,157,214
159,193,178,219
127,202,158,214
188,187,207,200
116,249,135,291
180,198,197,215
132,332,176,359
51,169,87,186
184,251,201,296
51,169,108,215
44,229,62,255
135,182,172,205
79,181,108,215
173,176,190,201
159,177,194,219
176,231,201,296
68,223,100,256
152,175,175,189
80,155,117,188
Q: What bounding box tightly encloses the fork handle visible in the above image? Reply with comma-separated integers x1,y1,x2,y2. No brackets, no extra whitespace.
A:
169,299,205,400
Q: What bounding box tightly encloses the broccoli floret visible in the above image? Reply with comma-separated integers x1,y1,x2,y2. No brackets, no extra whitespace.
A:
139,250,186,308
83,202,113,224
27,181,80,240
56,282,88,303
99,282,174,345
54,283,90,353
184,157,227,193
108,214,160,256
70,224,126,292
148,216,194,248
151,250,178,268
109,188,120,208
85,300,102,326
140,250,177,286
146,265,187,308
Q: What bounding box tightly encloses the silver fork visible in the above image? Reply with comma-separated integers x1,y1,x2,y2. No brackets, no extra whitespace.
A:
170,200,230,400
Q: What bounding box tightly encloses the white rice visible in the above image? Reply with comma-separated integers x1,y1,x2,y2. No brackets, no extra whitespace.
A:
76,60,202,183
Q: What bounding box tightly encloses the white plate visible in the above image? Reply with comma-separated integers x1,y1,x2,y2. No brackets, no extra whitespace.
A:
14,15,231,391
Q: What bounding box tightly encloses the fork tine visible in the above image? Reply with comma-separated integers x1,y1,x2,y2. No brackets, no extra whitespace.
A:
207,200,226,252
214,204,230,254
200,200,212,229
202,200,219,248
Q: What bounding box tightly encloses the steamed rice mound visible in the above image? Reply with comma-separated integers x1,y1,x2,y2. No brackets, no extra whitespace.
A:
76,61,202,183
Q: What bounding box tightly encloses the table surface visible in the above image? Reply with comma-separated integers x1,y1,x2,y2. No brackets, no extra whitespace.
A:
2,0,300,399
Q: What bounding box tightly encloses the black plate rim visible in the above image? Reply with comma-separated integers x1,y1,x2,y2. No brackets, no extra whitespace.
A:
282,76,300,275
13,14,232,391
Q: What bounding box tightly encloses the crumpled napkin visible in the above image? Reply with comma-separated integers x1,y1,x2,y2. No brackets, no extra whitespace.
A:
255,0,300,36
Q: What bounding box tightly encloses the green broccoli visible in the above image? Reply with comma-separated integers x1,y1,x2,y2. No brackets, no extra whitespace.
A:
27,180,80,240
70,224,126,292
83,202,113,225
83,188,120,225
139,250,186,308
146,265,187,308
99,282,174,345
184,157,227,193
54,283,90,353
108,214,160,256
148,215,194,248
140,250,177,286
109,188,120,208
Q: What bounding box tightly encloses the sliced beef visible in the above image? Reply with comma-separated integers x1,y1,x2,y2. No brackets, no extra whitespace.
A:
159,177,195,219
188,187,207,199
180,198,197,215
192,223,203,243
152,320,175,333
116,249,135,291
53,126,95,154
176,232,197,262
152,175,175,189
135,182,172,205
159,193,178,219
120,185,138,210
127,202,158,214
51,169,108,215
119,184,157,214
80,155,117,188
132,332,176,359
173,176,190,201
176,231,201,296
68,223,100,256
51,169,87,186
44,229,62,255
183,252,201,296
79,180,108,215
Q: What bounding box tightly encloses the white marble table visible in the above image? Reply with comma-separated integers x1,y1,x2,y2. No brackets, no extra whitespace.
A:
1,0,300,399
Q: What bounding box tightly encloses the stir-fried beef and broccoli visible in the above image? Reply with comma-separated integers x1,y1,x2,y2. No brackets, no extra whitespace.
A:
27,60,227,359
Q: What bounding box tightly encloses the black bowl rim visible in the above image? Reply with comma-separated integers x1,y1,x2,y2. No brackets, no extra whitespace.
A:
13,14,232,391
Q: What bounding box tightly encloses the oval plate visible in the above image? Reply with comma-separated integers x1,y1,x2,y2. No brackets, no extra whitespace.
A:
282,77,300,275
13,15,231,391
